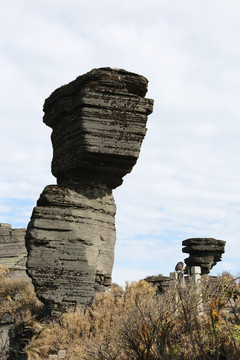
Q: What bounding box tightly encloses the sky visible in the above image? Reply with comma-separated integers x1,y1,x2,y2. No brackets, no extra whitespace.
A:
1,0,240,285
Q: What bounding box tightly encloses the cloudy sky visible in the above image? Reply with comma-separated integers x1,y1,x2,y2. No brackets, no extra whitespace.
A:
1,0,240,285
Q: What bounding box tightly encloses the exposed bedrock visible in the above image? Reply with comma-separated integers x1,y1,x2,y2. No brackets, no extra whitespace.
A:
0,223,27,278
25,68,153,315
182,238,226,274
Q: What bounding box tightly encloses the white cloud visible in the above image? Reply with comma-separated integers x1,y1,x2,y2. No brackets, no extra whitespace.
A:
1,0,240,283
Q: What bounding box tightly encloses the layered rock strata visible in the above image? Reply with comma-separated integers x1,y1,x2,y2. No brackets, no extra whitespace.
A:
182,238,226,274
144,275,173,294
26,68,153,314
0,223,27,278
43,67,153,189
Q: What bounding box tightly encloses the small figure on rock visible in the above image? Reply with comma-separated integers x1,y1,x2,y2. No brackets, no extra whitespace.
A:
175,261,185,272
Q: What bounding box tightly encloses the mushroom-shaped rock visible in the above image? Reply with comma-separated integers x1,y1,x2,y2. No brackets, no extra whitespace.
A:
182,238,226,274
25,68,153,316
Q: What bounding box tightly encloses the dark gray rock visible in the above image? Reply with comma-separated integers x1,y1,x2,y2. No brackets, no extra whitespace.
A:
43,67,153,189
26,68,153,315
0,223,27,278
26,184,116,314
0,320,14,359
144,274,173,294
182,238,226,274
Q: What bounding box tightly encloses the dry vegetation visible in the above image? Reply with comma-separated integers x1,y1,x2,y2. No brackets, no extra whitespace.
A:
0,265,42,324
1,266,240,360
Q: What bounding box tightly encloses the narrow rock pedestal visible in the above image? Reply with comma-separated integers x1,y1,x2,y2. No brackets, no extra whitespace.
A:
26,184,116,313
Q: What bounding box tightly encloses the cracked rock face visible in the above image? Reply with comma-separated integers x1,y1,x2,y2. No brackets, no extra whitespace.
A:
182,238,226,274
25,68,153,315
0,223,27,278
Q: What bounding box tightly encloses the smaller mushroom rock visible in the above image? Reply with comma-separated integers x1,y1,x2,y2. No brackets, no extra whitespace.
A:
182,238,226,274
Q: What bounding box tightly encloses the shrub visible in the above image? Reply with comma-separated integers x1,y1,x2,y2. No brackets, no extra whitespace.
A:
0,267,42,323
5,272,240,360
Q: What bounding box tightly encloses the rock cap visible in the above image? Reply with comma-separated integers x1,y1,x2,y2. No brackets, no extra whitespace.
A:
43,67,153,189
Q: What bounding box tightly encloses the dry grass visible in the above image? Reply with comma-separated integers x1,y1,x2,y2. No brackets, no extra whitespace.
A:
0,266,42,323
1,267,240,360
25,275,240,360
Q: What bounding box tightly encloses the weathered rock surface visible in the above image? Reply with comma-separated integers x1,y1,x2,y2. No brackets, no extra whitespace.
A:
0,314,15,359
144,274,173,294
0,223,27,278
26,68,153,315
182,238,226,274
43,67,153,189
26,184,116,314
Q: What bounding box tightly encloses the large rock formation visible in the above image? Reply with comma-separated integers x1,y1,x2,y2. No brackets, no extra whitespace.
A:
0,223,27,278
182,238,226,274
26,68,153,315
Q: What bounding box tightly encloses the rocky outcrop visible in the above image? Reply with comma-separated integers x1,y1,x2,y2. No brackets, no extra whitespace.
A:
182,238,226,274
26,68,153,315
0,314,15,360
0,223,27,278
144,275,173,294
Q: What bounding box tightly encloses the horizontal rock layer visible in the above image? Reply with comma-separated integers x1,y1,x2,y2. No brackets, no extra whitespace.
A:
182,238,226,274
25,184,116,315
144,275,173,294
43,67,153,189
0,223,27,278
